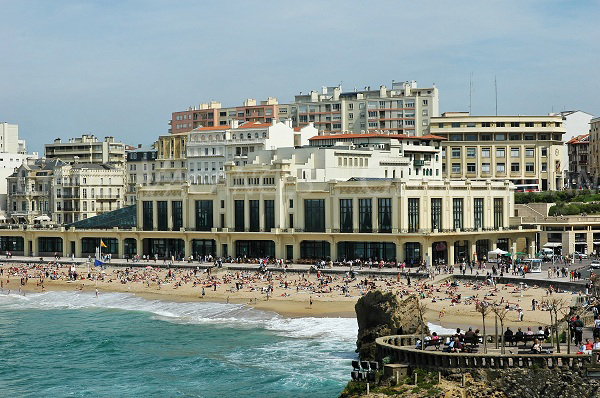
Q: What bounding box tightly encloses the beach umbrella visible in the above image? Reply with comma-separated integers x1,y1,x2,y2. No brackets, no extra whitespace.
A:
146,266,153,270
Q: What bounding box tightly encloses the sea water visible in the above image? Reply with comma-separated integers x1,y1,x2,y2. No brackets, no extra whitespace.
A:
0,291,358,397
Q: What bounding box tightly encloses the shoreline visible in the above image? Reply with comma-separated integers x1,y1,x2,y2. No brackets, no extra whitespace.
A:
2,262,580,328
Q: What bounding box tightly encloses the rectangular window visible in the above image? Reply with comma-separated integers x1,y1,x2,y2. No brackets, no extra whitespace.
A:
494,198,504,228
453,198,463,230
511,148,520,157
525,148,534,157
466,148,476,158
234,200,245,231
408,198,420,233
467,163,476,173
196,200,214,231
249,200,260,232
542,162,547,172
525,122,534,127
511,163,520,172
526,162,535,172
495,134,505,140
359,198,372,233
157,201,168,231
289,199,293,208
474,198,484,229
497,163,506,173
304,199,325,232
451,148,461,158
172,201,183,230
452,163,461,173
431,198,442,230
496,148,505,158
339,199,353,233
482,148,491,158
510,133,521,141
264,200,275,231
378,198,392,233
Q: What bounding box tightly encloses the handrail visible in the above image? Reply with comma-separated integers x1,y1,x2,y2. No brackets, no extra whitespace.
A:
376,334,593,371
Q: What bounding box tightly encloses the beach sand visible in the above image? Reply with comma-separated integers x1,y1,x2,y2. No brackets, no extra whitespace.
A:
0,263,580,330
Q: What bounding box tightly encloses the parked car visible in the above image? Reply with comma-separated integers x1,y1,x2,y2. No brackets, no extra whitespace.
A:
589,261,600,270
573,252,588,259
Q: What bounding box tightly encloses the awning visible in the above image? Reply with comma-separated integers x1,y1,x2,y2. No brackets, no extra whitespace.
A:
543,242,562,248
34,215,51,221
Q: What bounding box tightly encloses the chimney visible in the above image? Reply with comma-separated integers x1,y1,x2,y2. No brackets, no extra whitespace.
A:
230,120,239,129
138,144,142,148
285,118,293,128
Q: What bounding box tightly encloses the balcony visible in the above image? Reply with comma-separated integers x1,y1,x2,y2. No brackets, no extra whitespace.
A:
413,159,425,167
95,195,120,200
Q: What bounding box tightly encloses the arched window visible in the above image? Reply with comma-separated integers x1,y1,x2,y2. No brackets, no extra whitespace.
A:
262,132,267,138
208,135,213,140
247,133,251,139
232,134,236,140
255,132,259,138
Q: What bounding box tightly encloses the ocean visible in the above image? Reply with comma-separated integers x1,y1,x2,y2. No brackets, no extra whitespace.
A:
0,291,358,397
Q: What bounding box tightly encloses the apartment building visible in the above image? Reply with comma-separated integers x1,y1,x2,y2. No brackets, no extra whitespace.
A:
52,163,126,224
566,134,590,188
125,145,158,205
7,159,63,224
7,159,126,225
170,98,284,134
0,122,38,217
293,81,438,136
589,117,600,179
45,135,126,165
429,113,566,191
186,120,317,184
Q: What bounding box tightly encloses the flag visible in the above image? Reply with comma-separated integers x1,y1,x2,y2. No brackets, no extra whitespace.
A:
94,259,104,267
100,240,107,248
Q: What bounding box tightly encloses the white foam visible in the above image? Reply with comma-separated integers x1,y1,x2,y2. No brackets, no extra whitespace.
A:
0,291,358,342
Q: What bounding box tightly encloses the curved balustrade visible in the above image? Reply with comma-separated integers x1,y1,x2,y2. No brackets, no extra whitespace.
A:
376,335,593,371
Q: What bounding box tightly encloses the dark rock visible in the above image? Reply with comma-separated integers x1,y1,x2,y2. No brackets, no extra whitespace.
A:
355,292,428,360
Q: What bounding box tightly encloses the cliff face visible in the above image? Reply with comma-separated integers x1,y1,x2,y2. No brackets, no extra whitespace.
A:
355,292,428,360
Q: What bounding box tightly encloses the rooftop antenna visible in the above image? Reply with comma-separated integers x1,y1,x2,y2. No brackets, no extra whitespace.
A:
495,75,498,116
469,72,473,115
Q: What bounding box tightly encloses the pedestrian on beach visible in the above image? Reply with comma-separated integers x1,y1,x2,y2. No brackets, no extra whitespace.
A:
310,296,313,307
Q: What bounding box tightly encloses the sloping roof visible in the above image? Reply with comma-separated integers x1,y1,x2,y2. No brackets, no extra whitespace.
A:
66,205,137,229
237,122,271,129
566,134,590,145
71,163,112,170
191,126,229,132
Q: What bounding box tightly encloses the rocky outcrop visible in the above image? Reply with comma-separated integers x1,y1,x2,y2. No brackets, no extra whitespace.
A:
355,292,428,360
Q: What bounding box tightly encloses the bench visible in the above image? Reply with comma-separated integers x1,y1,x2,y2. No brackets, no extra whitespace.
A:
504,334,546,347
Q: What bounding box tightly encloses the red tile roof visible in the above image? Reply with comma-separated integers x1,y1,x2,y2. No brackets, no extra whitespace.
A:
191,126,228,131
237,122,271,129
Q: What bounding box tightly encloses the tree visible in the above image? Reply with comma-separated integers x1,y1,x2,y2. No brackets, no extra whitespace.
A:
476,301,491,353
415,298,428,351
491,303,509,354
543,297,569,353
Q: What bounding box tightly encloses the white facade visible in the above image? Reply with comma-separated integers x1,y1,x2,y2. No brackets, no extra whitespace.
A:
549,110,594,173
186,120,318,185
0,122,37,216
53,163,126,224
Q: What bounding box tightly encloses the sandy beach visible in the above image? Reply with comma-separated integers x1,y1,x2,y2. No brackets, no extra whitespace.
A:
0,262,581,331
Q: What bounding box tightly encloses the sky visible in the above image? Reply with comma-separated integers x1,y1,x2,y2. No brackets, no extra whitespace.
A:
1,0,599,153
